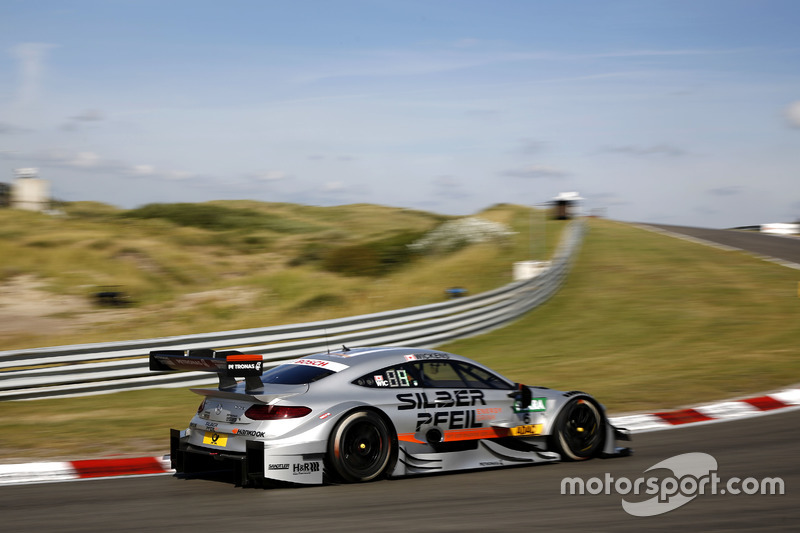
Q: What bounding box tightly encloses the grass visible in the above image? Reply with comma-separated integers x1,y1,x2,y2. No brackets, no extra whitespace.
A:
441,219,800,412
1,209,799,463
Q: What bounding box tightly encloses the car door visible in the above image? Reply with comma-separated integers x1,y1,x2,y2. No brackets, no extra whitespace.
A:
408,359,518,444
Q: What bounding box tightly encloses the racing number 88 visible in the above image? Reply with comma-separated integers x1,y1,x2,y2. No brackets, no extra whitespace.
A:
386,369,410,387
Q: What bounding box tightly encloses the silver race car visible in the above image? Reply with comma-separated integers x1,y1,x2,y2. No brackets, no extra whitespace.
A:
150,346,630,486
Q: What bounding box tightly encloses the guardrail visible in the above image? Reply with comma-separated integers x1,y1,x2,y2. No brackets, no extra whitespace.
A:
0,220,585,401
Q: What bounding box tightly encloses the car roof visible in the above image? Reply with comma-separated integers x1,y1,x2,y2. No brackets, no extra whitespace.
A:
299,346,471,371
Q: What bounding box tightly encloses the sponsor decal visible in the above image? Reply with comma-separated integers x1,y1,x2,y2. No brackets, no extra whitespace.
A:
227,361,263,372
509,424,544,436
231,428,266,438
225,355,263,377
202,431,228,447
226,413,239,424
374,375,387,387
476,407,502,421
292,462,321,475
415,410,483,431
480,461,504,467
404,352,450,361
514,397,547,413
290,358,349,373
397,390,486,410
268,464,290,470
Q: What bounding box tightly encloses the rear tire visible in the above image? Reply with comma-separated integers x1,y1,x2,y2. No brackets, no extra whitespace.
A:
550,397,605,461
327,410,393,483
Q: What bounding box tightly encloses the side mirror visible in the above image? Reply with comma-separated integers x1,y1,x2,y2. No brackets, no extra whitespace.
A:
509,383,533,411
519,383,532,410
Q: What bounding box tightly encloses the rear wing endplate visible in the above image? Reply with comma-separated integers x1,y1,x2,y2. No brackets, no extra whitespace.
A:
149,349,264,392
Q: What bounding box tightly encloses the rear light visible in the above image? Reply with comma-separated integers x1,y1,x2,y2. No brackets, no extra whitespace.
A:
245,405,312,420
197,398,207,414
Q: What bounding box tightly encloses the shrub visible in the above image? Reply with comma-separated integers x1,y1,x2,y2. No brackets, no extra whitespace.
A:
408,217,516,255
121,203,320,234
321,231,426,277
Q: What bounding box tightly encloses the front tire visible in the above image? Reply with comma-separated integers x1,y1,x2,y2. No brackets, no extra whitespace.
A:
550,397,605,461
327,410,394,483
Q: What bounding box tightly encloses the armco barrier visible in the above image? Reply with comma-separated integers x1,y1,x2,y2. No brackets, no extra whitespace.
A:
0,221,584,401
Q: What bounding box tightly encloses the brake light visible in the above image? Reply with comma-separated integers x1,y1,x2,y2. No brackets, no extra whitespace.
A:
245,405,311,420
197,398,207,414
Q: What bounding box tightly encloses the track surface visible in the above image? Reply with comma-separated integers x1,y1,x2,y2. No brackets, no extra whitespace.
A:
642,223,800,265
3,409,798,532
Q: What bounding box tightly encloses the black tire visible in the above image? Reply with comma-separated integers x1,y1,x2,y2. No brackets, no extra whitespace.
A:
327,410,394,483
550,397,605,461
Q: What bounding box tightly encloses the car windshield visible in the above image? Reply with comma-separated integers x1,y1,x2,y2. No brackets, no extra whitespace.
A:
261,364,334,385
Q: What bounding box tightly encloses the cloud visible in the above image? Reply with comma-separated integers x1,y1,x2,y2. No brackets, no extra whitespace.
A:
131,164,156,176
70,109,105,122
786,101,800,128
513,138,547,155
11,42,56,106
0,148,196,183
70,151,102,168
61,109,106,131
501,165,567,179
323,181,346,192
601,144,688,157
706,186,743,197
0,121,30,135
252,170,288,182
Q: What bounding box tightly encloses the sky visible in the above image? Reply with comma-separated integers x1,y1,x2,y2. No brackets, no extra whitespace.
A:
1,0,799,228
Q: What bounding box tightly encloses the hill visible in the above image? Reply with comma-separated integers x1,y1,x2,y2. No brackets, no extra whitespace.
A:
0,201,541,350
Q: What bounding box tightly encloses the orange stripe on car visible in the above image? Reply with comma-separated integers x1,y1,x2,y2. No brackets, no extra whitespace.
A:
397,427,511,444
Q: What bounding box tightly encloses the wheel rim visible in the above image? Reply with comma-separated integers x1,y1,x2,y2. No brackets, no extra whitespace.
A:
341,420,385,475
562,400,602,456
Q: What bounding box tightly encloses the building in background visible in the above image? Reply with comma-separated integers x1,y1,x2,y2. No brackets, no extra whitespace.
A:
10,168,50,212
551,191,583,220
0,182,10,207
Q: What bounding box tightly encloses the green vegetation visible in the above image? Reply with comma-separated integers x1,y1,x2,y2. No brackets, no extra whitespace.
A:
1,205,798,463
0,201,512,349
442,219,800,412
122,202,322,234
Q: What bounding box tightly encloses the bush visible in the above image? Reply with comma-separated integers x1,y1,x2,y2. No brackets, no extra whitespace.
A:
323,245,382,277
321,231,426,277
121,203,320,234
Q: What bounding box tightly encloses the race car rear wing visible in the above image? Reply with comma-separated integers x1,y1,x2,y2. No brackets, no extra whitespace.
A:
149,349,264,393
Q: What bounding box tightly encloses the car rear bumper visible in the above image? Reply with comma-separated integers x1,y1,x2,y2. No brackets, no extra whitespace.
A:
170,428,325,486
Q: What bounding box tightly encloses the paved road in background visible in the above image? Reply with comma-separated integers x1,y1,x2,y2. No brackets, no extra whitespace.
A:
642,224,800,266
3,410,797,532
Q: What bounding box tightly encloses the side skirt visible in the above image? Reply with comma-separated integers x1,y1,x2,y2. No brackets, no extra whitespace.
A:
391,439,561,477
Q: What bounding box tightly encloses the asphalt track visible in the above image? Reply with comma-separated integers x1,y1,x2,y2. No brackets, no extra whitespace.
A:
641,224,800,266
2,409,798,532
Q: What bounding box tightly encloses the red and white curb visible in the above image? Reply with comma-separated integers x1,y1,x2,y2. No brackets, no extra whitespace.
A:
608,387,800,432
0,456,173,486
2,387,799,486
